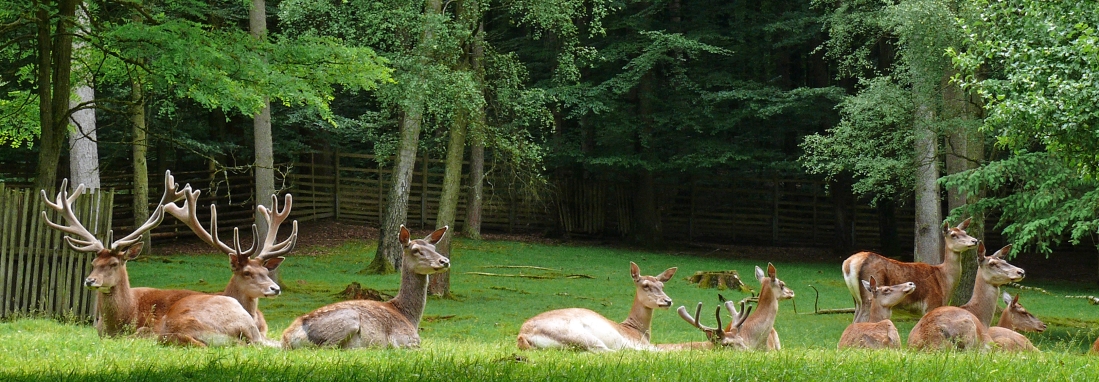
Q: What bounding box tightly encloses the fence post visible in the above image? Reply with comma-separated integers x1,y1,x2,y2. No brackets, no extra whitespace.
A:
334,151,341,221
772,176,779,245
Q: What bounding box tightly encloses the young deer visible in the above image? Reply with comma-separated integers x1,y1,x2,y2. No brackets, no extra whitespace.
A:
660,298,752,350
282,225,450,349
164,188,297,336
842,218,978,322
154,189,298,347
837,277,915,349
42,171,199,337
907,243,1025,351
989,292,1045,352
735,263,794,351
516,262,677,352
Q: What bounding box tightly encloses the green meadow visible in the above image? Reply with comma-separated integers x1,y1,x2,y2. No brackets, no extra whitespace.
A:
3,238,1099,381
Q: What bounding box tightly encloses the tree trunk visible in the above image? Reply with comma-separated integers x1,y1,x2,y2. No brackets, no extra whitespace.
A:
831,176,854,255
34,0,78,193
250,0,275,242
944,74,985,305
429,109,467,296
131,77,151,253
876,197,900,258
913,101,942,264
632,72,661,245
463,20,486,241
68,4,98,191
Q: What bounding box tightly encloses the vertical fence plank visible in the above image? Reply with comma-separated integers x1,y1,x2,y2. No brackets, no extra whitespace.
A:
0,185,9,316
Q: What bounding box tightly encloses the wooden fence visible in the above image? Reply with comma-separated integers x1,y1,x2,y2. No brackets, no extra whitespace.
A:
0,184,113,320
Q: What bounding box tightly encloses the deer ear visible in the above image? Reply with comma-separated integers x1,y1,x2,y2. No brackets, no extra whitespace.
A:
755,266,765,283
977,241,986,257
229,254,245,271
767,263,776,279
861,279,873,293
123,242,143,260
993,244,1012,259
426,226,448,244
630,262,641,282
957,217,972,230
1002,292,1012,306
1011,294,1020,306
657,267,677,282
399,225,411,246
263,257,285,271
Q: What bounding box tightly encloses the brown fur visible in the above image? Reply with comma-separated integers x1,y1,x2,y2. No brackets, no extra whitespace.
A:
842,219,978,322
85,245,201,337
1092,337,1099,354
729,263,793,351
282,226,450,349
838,278,915,349
516,262,677,352
959,245,1025,326
990,293,1044,352
157,295,277,347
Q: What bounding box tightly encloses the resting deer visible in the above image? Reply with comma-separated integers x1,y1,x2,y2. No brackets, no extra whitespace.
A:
908,243,1025,351
736,263,794,351
659,298,752,350
154,190,298,347
837,277,915,349
282,225,450,349
958,244,1025,326
842,218,978,322
42,171,199,337
516,262,676,352
989,292,1045,352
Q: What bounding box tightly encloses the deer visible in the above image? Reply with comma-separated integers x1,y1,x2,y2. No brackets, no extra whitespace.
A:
281,225,450,349
658,298,752,350
837,277,915,349
842,218,978,322
907,242,1025,351
41,171,200,337
733,263,794,351
153,188,298,347
988,292,1045,352
163,186,297,336
515,262,677,352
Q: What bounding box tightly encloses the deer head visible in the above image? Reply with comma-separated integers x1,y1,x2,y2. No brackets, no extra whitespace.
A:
631,262,675,309
399,225,450,274
755,263,795,300
943,217,979,253
1001,292,1046,333
978,244,1025,285
862,276,916,309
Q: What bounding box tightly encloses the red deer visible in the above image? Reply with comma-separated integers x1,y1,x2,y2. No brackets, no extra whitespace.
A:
155,190,298,347
989,292,1044,352
516,262,676,352
907,243,1024,351
41,171,199,337
282,225,450,349
837,277,915,349
959,244,1025,326
842,218,978,322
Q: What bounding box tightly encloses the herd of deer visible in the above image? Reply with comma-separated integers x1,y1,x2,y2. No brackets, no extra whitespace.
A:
38,171,1097,353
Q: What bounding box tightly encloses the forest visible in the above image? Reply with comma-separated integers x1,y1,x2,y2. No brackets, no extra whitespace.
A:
2,0,1099,275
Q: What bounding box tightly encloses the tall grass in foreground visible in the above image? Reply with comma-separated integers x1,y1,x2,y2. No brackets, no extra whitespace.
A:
3,238,1099,380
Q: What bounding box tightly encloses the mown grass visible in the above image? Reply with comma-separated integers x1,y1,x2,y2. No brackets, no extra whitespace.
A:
3,238,1099,381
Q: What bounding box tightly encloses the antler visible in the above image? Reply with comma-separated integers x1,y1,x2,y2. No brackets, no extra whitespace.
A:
723,299,752,331
678,302,725,343
254,193,297,260
41,179,104,253
162,182,236,254
109,170,187,250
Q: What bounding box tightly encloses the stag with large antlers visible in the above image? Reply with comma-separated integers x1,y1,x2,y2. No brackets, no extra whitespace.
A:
658,298,752,350
516,262,677,352
42,171,200,337
282,225,450,349
154,189,298,347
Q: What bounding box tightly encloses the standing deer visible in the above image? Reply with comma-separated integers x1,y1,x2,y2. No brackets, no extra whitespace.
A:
837,277,915,349
842,218,978,322
989,292,1045,352
659,298,752,350
282,225,450,349
164,188,297,336
154,190,298,347
42,171,199,336
907,243,1025,351
516,262,677,352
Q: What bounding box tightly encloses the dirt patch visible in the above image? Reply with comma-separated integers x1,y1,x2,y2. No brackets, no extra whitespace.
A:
157,220,377,255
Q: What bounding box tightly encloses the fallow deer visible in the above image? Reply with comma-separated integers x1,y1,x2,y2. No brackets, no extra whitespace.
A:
154,190,298,347
516,262,677,352
41,171,199,337
837,277,915,349
989,292,1045,352
281,225,450,349
842,218,978,322
735,263,794,351
659,298,752,350
907,243,1025,351
164,188,297,336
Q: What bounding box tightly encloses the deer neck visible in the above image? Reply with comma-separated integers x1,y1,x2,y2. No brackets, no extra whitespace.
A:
866,298,893,323
221,277,259,318
743,282,779,345
389,260,429,328
962,273,999,327
937,243,964,292
96,272,135,335
620,294,655,343
995,308,1014,329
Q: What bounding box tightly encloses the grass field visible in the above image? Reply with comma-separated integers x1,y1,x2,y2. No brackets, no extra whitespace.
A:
3,237,1099,381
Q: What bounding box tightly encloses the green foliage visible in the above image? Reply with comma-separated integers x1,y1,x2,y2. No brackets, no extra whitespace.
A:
0,90,38,148
951,0,1099,175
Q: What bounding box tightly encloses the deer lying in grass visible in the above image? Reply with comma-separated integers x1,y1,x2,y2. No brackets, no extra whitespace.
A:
842,218,978,322
154,189,297,347
908,243,1025,351
989,292,1045,352
42,171,199,337
658,298,752,350
668,264,792,351
516,262,676,352
837,277,915,349
282,225,450,349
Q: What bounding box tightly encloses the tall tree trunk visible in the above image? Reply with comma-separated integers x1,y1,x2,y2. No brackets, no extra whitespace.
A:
131,77,150,253
250,0,275,242
831,176,854,255
34,0,78,193
913,101,942,264
364,0,442,274
944,74,985,305
632,73,661,245
69,5,98,191
464,20,486,241
429,109,467,296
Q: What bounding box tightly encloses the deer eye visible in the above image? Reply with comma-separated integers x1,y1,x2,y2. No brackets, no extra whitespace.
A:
242,271,252,277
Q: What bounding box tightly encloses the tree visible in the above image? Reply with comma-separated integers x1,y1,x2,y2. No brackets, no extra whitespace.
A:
251,0,275,241
69,3,98,191
32,0,78,192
